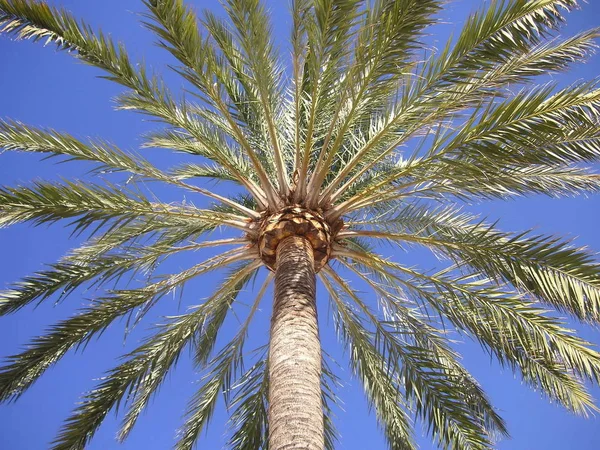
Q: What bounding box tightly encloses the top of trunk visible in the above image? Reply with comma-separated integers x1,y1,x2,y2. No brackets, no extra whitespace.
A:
255,205,342,272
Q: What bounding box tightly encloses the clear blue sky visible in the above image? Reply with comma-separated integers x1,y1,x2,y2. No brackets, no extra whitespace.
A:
1,1,600,449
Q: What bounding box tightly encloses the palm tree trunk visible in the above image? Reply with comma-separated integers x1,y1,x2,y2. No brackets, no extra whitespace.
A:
268,235,324,449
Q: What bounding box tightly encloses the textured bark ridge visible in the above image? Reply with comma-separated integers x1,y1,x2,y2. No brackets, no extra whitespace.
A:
257,205,342,272
268,236,324,450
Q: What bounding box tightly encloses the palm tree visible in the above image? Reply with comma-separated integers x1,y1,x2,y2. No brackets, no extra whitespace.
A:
1,0,600,448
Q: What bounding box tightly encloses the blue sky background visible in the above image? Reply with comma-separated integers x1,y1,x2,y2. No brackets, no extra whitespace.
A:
1,1,600,449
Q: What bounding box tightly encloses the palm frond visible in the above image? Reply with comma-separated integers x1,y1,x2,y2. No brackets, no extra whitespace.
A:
0,181,151,230
294,0,364,199
325,265,504,450
199,10,272,159
216,0,288,193
416,164,600,200
424,82,600,170
290,0,311,177
321,354,342,450
226,354,269,450
0,249,252,404
0,0,156,91
439,82,600,160
141,126,266,206
117,265,266,442
330,164,600,219
321,0,589,204
169,162,241,183
143,0,281,207
49,262,258,450
175,271,271,450
0,120,151,175
341,259,509,440
430,0,579,87
0,234,241,315
0,0,177,127
0,180,251,232
346,203,600,323
328,81,600,214
337,248,600,415
320,272,416,450
0,120,258,217
0,0,270,207
483,27,599,85
51,217,208,270
306,0,441,203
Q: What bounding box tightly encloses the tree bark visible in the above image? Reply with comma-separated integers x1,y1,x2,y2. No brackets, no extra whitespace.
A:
268,235,324,450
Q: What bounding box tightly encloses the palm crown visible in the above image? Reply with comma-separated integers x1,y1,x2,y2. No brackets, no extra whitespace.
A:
1,0,600,449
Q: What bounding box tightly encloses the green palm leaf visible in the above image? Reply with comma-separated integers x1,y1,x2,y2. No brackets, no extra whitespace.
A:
337,248,599,414
174,269,268,450
346,203,600,322
325,265,506,449
321,272,416,450
0,249,253,403
50,262,258,450
337,260,509,446
1,0,600,449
